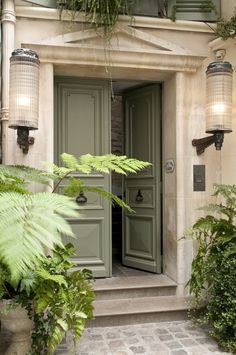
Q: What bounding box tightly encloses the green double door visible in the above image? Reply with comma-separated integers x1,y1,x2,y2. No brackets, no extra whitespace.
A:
55,78,161,277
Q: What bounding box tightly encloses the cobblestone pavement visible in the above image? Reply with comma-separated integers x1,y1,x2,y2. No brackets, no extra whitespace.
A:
55,320,232,355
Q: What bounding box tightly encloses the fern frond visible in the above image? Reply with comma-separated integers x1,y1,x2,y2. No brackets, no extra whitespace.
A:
199,204,224,214
47,324,64,354
192,215,217,231
0,178,29,194
84,186,133,212
61,153,151,175
63,177,84,197
62,178,132,211
0,165,52,186
213,183,236,198
59,153,79,171
42,161,73,179
0,192,79,283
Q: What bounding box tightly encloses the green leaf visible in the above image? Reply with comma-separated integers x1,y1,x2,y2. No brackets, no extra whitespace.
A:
74,311,87,319
57,318,69,332
0,192,79,283
36,268,68,286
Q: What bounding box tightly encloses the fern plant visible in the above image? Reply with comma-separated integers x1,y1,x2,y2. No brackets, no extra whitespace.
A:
0,192,78,284
0,153,149,280
185,184,236,353
27,243,94,355
0,152,150,354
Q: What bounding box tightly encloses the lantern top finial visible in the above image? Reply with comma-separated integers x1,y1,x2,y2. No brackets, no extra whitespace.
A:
10,48,40,64
206,61,233,75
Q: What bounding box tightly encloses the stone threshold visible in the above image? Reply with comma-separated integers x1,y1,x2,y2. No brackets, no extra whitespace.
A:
93,296,190,317
94,274,177,291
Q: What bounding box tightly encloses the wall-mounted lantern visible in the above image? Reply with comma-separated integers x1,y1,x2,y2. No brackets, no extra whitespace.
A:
8,48,40,154
192,54,233,155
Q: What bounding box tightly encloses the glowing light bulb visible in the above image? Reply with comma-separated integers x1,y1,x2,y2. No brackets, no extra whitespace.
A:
16,95,31,107
212,103,225,114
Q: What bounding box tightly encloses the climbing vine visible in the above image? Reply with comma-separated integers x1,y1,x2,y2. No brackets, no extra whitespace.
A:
58,0,135,40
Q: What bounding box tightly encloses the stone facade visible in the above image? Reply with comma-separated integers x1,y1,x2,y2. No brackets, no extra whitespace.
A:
1,0,236,295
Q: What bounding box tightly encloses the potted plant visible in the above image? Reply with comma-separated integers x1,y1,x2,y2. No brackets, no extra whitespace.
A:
0,152,150,354
185,184,236,354
0,243,95,355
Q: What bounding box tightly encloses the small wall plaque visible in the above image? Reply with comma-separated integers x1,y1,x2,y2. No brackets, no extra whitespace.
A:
165,159,175,173
193,165,206,191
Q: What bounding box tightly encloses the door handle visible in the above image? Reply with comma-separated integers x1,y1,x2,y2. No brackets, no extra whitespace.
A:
135,189,143,203
76,191,88,205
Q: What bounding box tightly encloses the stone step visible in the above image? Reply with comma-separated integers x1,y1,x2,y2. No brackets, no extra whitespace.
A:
94,275,177,300
88,296,190,327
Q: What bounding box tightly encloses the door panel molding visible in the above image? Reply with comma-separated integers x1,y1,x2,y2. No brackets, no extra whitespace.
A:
123,84,162,273
54,77,111,278
59,86,102,156
125,215,155,259
58,184,105,210
126,185,155,209
126,92,155,178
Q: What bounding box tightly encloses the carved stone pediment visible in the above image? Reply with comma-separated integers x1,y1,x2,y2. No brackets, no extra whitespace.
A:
31,25,195,55
23,24,205,75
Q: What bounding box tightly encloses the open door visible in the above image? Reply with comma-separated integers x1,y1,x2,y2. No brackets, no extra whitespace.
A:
123,84,162,273
54,78,111,278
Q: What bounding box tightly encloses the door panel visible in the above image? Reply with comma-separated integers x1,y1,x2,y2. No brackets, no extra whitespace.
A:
55,78,111,277
123,84,162,273
127,186,155,209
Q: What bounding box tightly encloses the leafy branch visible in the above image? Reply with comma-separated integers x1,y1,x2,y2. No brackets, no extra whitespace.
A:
215,10,236,40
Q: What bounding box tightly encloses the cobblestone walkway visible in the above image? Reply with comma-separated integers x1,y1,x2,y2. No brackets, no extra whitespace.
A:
56,320,231,355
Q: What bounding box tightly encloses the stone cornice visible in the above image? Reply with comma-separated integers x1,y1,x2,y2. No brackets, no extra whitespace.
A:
16,6,215,33
22,42,205,73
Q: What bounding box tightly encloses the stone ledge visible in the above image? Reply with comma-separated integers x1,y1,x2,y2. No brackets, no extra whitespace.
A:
15,6,215,34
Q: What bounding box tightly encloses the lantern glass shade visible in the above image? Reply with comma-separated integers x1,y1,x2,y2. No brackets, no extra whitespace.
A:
9,48,40,130
206,61,233,133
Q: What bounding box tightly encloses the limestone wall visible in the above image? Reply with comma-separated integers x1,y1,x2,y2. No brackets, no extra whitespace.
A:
5,3,236,288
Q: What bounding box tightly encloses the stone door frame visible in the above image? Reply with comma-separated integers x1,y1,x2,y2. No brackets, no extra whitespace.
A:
20,23,206,294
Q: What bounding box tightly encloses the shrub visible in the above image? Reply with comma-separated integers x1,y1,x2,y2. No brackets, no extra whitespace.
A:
186,184,236,353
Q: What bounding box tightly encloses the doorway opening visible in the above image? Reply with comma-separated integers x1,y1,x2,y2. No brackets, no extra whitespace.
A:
110,80,160,277
54,76,162,279
111,94,123,275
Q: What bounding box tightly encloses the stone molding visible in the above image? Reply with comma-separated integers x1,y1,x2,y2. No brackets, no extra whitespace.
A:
1,8,16,24
22,25,205,73
22,44,205,73
1,108,9,122
16,6,215,34
208,37,236,51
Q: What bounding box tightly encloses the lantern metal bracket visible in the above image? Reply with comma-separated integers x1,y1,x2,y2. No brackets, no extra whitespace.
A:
192,131,224,155
17,128,35,154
